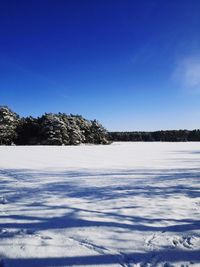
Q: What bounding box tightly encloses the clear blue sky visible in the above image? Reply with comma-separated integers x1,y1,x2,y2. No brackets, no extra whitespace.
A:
1,0,200,131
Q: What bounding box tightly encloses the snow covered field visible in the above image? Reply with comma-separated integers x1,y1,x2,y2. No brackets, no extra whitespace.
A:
0,142,200,267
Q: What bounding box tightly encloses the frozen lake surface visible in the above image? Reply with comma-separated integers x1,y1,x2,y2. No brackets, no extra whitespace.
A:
0,142,200,267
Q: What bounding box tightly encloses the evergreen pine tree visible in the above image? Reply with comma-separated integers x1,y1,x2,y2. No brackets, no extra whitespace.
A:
0,106,20,145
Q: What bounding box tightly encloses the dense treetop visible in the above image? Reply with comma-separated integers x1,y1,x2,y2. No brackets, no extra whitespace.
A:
0,106,110,145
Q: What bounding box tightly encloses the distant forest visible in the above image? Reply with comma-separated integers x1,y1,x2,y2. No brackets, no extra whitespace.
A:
109,130,200,142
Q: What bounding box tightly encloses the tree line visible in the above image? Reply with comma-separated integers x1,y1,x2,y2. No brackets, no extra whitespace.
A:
109,130,200,142
0,106,110,145
1,106,199,145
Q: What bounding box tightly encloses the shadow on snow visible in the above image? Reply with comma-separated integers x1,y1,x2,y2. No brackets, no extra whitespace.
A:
3,249,200,266
0,157,200,265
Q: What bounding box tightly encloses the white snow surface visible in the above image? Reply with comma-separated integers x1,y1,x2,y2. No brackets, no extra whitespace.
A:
0,142,200,267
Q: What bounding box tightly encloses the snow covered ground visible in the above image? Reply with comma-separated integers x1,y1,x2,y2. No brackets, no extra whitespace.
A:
0,142,200,267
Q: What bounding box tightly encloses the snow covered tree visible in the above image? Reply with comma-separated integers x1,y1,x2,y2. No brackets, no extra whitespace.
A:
88,120,110,144
71,115,93,143
0,106,110,145
0,106,20,145
38,114,110,145
39,113,70,145
60,114,85,145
